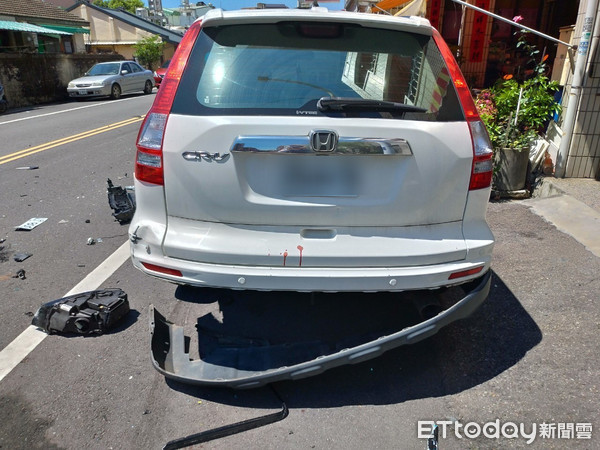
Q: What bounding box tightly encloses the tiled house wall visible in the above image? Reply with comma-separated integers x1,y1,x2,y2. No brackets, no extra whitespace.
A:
563,0,600,178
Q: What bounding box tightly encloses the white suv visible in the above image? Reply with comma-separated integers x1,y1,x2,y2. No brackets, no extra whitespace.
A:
130,8,494,387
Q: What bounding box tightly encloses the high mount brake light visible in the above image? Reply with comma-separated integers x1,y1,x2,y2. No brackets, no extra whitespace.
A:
135,21,203,186
432,30,493,191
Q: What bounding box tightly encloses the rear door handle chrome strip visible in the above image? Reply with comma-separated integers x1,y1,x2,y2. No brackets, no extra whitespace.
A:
230,136,412,155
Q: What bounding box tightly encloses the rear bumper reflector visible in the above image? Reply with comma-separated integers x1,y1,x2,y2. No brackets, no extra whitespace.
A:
448,265,484,280
141,262,183,277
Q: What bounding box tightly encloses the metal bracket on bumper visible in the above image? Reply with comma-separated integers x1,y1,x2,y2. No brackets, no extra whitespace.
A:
150,271,491,389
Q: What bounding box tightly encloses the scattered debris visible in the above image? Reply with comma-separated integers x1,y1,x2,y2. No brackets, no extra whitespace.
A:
24,311,34,317
16,218,47,231
15,166,39,170
163,385,288,449
77,264,86,268
13,253,32,262
58,219,69,224
0,238,6,244
87,238,95,245
13,269,26,280
107,178,136,224
85,219,91,224
427,424,439,450
0,242,9,263
31,288,130,335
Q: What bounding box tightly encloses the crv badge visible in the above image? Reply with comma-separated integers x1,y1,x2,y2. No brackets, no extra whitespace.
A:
182,151,229,162
310,130,338,153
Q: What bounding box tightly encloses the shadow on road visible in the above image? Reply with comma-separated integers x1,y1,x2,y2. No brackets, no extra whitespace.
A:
166,271,541,409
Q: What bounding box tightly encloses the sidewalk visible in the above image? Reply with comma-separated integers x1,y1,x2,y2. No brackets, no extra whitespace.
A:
521,176,600,258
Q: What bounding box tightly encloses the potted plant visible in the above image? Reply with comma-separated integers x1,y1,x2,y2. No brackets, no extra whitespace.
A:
475,23,561,192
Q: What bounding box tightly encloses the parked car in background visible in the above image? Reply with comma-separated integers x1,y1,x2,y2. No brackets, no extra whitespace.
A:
153,59,171,88
67,61,154,100
131,8,495,388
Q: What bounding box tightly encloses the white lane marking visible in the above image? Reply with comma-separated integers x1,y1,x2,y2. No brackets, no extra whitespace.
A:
0,241,130,383
0,96,148,126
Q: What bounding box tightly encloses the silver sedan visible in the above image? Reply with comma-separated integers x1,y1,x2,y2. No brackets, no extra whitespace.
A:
67,61,154,100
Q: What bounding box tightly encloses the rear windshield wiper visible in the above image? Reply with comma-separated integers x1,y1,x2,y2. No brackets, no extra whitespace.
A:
317,97,427,113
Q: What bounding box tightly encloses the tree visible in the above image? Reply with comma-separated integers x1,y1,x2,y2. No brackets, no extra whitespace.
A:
93,0,145,14
133,35,165,71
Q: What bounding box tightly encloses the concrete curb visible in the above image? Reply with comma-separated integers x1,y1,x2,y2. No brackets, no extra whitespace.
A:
524,178,600,258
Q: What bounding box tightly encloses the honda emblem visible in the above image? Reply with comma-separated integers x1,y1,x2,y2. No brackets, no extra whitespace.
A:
310,130,338,153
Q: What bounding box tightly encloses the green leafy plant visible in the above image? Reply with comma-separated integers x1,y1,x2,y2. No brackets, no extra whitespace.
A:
475,25,561,151
133,36,165,71
93,0,144,13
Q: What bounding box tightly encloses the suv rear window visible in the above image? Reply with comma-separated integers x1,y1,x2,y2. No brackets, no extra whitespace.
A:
172,21,464,121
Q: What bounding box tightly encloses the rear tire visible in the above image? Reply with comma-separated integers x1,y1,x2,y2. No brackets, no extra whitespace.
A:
143,80,153,94
110,84,121,100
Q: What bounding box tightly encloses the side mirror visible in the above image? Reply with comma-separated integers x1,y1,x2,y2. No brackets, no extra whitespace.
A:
121,70,128,75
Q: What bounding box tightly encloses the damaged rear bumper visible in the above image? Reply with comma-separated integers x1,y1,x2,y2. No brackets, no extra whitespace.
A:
150,271,491,389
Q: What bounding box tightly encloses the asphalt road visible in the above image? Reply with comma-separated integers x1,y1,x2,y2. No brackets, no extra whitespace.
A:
0,97,598,449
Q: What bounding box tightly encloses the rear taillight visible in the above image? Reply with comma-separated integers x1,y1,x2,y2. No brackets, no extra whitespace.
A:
135,21,203,185
468,121,494,190
432,30,493,191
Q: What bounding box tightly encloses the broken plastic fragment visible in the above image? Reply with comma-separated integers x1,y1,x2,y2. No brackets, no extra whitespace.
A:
87,238,95,245
13,269,26,279
107,178,136,224
16,218,47,231
13,253,32,262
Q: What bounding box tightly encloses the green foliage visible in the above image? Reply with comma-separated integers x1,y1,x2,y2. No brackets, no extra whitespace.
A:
133,35,165,71
93,0,145,13
475,30,561,151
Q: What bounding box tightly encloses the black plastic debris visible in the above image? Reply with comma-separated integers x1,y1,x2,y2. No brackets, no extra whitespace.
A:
163,389,288,449
13,269,26,280
32,288,130,335
107,178,136,224
13,253,32,262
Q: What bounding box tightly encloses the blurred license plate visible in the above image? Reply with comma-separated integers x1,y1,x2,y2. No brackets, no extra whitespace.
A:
284,163,358,197
78,90,88,95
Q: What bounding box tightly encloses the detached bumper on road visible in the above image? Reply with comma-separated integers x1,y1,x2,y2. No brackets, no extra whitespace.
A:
150,271,491,388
